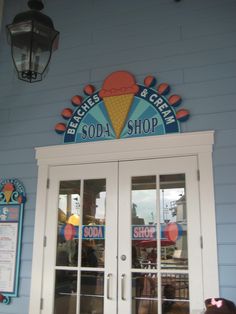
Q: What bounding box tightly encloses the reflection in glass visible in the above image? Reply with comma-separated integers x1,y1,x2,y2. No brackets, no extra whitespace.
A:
80,271,104,314
131,176,157,269
160,174,188,270
132,273,157,314
82,179,106,268
162,273,189,314
54,270,77,314
56,181,81,267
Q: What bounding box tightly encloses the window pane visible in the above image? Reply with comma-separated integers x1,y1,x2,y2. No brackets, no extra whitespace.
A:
160,174,188,270
57,181,80,267
131,176,157,269
54,270,77,314
80,271,104,314
162,273,189,314
82,179,106,268
132,273,158,314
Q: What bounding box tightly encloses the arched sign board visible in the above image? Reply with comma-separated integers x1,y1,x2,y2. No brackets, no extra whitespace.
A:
0,179,26,305
55,71,190,143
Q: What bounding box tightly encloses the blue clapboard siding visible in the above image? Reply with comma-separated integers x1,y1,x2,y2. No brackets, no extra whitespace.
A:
0,0,236,313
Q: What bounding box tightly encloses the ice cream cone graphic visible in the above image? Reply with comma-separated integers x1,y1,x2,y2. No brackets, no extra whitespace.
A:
3,183,14,203
99,71,139,138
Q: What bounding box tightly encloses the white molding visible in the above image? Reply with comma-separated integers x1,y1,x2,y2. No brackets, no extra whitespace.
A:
30,130,218,314
36,131,214,165
198,151,219,299
29,165,49,314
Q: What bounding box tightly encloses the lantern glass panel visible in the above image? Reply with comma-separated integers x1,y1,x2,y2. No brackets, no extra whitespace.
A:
7,21,33,47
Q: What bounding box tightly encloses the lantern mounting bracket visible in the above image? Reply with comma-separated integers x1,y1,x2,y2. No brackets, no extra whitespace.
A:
27,0,44,11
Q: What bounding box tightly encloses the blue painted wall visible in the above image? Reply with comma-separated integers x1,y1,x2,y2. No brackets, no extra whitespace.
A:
0,0,236,312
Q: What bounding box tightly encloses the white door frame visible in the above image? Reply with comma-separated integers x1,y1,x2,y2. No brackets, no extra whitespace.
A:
29,130,219,314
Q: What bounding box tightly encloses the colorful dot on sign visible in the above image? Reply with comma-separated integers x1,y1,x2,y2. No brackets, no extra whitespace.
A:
71,95,83,106
64,223,76,241
61,107,73,120
168,94,182,107
157,83,170,95
144,75,157,87
176,109,190,122
55,122,67,134
84,84,95,96
164,223,179,242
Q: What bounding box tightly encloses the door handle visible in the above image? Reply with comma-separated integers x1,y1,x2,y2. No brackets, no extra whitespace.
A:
107,273,112,300
121,274,126,300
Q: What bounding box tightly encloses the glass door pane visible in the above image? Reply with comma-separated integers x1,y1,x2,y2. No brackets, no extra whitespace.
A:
55,180,81,314
54,179,106,314
131,175,158,314
160,174,189,314
80,179,106,314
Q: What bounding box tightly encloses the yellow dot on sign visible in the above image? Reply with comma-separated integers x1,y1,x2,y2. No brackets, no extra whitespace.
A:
67,214,80,226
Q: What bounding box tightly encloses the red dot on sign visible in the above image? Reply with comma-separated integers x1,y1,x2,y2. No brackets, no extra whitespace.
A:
84,84,95,95
144,75,156,87
71,95,83,106
64,224,76,241
61,108,73,119
164,223,179,242
55,123,66,134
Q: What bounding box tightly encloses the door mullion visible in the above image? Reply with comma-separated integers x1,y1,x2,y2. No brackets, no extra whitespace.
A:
156,175,162,314
76,179,84,314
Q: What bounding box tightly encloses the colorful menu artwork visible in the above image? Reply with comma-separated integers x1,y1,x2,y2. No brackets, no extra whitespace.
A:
55,71,190,143
0,179,26,304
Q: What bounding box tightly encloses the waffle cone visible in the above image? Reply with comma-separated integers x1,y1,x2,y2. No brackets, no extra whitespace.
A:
103,94,134,138
4,191,12,203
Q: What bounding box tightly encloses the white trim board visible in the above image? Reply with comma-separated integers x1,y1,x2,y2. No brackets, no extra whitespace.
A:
36,131,214,165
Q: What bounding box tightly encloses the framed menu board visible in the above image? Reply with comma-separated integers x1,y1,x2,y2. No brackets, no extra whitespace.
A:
0,179,26,304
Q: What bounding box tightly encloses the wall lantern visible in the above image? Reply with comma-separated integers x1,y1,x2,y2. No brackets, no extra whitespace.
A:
6,0,59,83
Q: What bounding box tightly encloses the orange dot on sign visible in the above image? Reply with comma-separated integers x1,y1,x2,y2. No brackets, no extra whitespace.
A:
55,122,66,134
157,83,170,95
84,84,95,95
71,95,83,106
144,75,156,87
176,109,190,122
168,94,182,107
61,108,73,119
164,223,178,242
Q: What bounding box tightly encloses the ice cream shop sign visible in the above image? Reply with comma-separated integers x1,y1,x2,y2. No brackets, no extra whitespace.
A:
55,71,190,143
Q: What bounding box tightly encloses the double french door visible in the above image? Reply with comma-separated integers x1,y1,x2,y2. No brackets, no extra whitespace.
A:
41,156,203,314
